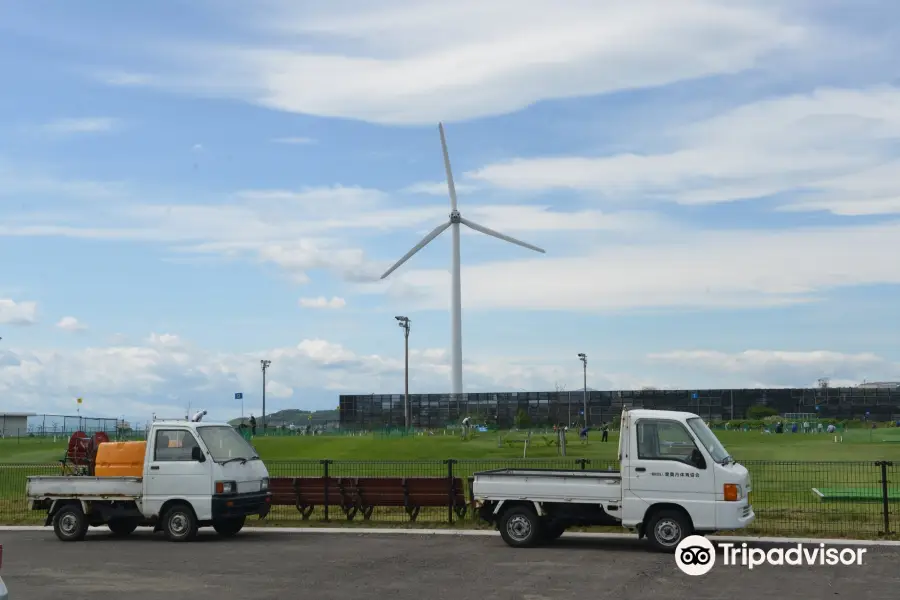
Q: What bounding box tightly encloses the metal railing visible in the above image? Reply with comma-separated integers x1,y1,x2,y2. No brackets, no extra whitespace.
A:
1,459,896,538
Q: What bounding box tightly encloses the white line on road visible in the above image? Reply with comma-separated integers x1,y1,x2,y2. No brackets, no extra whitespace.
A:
1,525,898,546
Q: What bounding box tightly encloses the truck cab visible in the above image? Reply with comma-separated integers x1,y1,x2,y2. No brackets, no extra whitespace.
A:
27,420,272,542
473,408,754,551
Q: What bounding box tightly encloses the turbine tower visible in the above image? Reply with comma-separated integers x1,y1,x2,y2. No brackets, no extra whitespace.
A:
380,122,546,397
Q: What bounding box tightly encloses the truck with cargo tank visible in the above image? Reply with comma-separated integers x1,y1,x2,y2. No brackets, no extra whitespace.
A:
26,420,271,542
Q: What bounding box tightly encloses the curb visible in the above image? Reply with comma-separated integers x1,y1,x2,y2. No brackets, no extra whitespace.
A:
1,525,898,546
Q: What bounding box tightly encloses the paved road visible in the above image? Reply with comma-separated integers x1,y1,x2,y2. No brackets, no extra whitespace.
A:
2,529,899,599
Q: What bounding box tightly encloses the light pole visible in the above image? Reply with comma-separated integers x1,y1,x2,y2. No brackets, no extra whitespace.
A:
396,316,411,429
260,359,271,432
578,353,588,427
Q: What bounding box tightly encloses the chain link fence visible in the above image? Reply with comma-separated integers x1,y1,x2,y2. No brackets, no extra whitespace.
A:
1,458,897,537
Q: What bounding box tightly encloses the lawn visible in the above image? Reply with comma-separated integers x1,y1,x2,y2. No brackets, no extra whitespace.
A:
2,427,900,463
2,429,899,537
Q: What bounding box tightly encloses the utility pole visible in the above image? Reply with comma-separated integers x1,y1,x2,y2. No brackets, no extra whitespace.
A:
578,353,588,427
260,359,271,432
396,316,411,429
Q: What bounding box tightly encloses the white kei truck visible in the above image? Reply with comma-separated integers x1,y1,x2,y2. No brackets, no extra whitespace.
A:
472,408,755,551
25,420,272,542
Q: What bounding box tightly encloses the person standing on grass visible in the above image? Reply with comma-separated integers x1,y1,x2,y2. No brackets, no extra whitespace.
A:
601,422,609,442
249,414,257,436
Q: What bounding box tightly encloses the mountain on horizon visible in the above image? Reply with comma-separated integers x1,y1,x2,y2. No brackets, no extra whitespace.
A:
228,408,339,427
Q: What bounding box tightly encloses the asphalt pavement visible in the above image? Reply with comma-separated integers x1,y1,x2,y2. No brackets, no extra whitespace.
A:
1,529,899,599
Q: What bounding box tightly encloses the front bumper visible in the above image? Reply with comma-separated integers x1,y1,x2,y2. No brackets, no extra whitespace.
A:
211,491,272,520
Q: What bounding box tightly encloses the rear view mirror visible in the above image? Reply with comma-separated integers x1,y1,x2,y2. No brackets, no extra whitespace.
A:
191,446,205,462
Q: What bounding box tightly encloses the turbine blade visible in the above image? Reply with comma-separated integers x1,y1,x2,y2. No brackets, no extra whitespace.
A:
380,221,452,279
439,123,459,212
459,217,546,254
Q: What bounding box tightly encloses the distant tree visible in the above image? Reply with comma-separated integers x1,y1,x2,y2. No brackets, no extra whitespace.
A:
747,406,778,420
514,409,532,429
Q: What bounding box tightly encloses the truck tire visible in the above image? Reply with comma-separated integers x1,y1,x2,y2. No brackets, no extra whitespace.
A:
212,516,246,537
498,505,542,548
108,518,139,536
53,505,89,542
646,509,691,552
162,504,199,542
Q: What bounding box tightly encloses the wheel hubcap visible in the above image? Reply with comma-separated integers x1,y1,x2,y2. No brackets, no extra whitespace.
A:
655,519,681,546
506,515,532,541
60,514,78,535
170,513,188,535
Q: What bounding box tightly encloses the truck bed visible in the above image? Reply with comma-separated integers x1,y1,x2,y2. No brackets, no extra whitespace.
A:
26,476,142,500
472,468,622,504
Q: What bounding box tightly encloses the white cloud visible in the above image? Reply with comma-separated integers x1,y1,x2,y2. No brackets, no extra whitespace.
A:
271,137,316,145
0,176,655,287
377,220,900,311
100,0,804,124
299,296,346,309
56,316,87,332
265,380,294,398
468,86,900,215
38,117,121,136
1,333,620,418
3,329,891,420
648,349,897,388
402,181,478,196
0,299,38,325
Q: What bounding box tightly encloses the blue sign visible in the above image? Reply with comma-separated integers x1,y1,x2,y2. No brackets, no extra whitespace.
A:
579,411,584,415
815,405,820,411
691,393,698,399
235,393,243,400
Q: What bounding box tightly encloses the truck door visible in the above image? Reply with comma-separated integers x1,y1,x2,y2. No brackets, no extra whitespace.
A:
144,428,213,520
622,418,716,530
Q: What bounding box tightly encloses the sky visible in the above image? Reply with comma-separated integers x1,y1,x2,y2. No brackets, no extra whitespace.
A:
1,0,899,424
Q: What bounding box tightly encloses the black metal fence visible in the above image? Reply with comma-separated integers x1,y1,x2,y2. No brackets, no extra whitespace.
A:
340,388,900,428
1,459,897,538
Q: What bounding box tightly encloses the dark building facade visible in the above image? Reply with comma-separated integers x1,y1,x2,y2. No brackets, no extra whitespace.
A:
338,387,900,429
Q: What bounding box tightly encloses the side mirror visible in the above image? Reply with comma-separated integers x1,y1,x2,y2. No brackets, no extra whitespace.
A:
690,448,706,469
191,446,206,462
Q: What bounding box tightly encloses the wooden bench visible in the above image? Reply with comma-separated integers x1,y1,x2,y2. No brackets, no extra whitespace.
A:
269,476,469,521
269,477,359,520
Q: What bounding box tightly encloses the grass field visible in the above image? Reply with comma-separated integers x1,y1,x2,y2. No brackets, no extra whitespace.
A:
2,429,900,538
3,428,900,463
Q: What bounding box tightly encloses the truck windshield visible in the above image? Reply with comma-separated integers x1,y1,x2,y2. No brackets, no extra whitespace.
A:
197,426,258,462
686,418,730,463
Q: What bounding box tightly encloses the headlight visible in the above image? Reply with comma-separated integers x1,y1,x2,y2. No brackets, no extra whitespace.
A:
260,477,269,491
215,480,237,494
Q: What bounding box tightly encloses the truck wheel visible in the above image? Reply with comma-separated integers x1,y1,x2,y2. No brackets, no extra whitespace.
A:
108,518,139,536
646,509,691,552
498,506,542,548
53,505,89,542
212,516,246,537
162,504,199,542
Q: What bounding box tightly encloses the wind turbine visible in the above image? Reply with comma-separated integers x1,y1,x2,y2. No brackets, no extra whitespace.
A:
380,122,546,398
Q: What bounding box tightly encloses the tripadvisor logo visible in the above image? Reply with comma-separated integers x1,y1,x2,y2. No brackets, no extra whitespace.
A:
675,536,867,576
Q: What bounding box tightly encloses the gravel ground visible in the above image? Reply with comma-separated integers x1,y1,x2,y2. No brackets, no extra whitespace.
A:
1,529,898,599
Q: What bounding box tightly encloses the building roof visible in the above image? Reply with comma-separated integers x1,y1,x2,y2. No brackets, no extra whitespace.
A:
0,412,37,417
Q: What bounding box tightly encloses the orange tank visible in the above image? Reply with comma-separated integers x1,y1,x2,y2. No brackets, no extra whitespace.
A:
94,441,147,478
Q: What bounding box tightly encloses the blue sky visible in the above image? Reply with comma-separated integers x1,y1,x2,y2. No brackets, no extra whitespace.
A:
1,0,899,424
